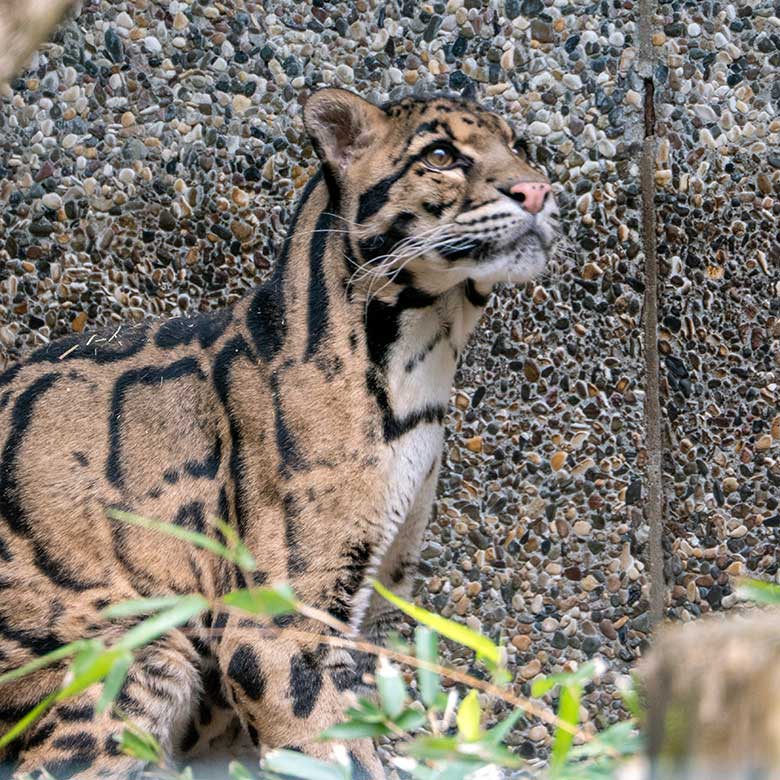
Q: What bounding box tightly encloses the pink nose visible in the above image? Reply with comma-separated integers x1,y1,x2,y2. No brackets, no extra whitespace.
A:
509,181,552,215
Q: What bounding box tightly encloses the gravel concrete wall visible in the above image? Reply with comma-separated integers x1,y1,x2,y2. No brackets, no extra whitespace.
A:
0,0,778,761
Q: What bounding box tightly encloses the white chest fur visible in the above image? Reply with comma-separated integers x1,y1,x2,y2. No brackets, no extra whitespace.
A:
348,285,485,631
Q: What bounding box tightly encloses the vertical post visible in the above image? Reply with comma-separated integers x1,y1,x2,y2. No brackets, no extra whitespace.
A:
641,613,780,776
638,0,665,628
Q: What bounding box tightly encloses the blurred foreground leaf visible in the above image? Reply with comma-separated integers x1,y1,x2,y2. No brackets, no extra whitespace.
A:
415,627,440,708
223,583,297,616
456,691,482,742
373,581,500,666
263,749,350,780
736,577,780,605
107,509,255,571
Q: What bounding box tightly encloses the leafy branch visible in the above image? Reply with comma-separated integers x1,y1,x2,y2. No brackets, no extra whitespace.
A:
0,512,643,780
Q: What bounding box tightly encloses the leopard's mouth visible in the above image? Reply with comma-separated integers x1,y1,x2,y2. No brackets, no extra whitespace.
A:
494,230,553,282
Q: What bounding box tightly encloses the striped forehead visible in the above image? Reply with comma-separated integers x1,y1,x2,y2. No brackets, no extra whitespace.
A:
388,100,514,147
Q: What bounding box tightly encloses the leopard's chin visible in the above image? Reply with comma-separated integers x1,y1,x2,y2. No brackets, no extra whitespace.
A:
509,232,551,280
469,234,549,286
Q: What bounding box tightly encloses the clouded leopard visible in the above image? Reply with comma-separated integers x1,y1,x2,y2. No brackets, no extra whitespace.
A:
0,89,558,779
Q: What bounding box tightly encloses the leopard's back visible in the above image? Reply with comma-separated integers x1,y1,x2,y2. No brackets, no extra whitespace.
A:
0,308,233,656
0,277,382,772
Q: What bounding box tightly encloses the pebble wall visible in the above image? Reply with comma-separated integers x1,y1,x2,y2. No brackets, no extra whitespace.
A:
0,0,778,765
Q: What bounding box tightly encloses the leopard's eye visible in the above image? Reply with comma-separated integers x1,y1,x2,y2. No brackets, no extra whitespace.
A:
424,146,456,169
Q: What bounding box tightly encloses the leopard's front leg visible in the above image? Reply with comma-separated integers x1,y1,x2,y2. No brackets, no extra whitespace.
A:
217,617,384,780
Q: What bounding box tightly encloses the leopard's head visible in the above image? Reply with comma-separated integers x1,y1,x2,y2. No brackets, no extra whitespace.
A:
303,88,559,298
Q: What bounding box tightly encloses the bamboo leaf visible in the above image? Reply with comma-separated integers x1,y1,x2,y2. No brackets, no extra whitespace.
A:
344,699,385,724
116,594,208,651
373,581,499,666
456,690,482,742
229,761,255,780
551,684,581,773
60,650,123,700
210,517,256,572
223,584,297,617
321,720,391,739
376,658,406,720
263,749,350,780
116,723,163,764
434,763,487,780
403,736,469,763
0,692,57,750
483,709,524,746
394,708,427,732
107,509,255,571
102,596,189,619
0,639,91,686
531,677,557,698
402,736,523,768
96,652,133,714
617,674,643,721
533,662,599,698
415,627,440,708
567,721,641,761
736,577,780,605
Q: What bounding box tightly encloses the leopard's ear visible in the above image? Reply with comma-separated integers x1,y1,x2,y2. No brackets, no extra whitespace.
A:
303,89,387,172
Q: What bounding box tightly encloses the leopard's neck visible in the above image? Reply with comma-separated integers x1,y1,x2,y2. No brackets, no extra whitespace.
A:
267,170,489,445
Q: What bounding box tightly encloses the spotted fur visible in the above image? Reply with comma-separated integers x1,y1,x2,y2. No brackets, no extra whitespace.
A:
0,90,557,779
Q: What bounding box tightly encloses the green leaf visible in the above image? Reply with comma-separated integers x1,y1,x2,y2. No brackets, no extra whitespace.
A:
58,649,126,709
473,745,522,770
403,736,469,763
394,708,427,732
228,761,255,780
456,690,482,742
321,720,390,739
415,627,440,708
736,577,780,605
263,749,350,780
532,677,556,697
210,517,256,572
488,663,513,687
376,659,406,720
116,723,163,764
618,674,643,721
409,765,437,780
433,763,484,780
554,758,621,780
385,631,412,655
107,509,256,571
344,699,385,724
96,652,133,714
0,692,57,750
70,639,106,679
533,661,599,698
116,594,208,651
403,736,522,769
484,709,524,746
551,684,581,773
372,581,499,666
102,596,188,619
223,583,297,617
0,639,91,686
567,721,642,761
